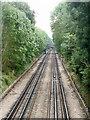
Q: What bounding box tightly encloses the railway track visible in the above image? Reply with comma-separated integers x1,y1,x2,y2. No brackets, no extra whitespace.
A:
6,50,50,120
47,50,70,119
5,49,88,119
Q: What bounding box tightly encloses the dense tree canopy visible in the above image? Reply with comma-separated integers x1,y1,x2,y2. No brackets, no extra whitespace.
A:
50,2,90,89
2,2,50,72
9,2,35,24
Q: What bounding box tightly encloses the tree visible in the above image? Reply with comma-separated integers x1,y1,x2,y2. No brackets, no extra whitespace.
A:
10,2,35,24
2,2,50,73
50,2,90,89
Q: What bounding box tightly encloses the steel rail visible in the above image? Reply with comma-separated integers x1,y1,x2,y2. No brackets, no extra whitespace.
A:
18,51,50,119
55,52,70,120
47,52,52,118
47,75,52,118
6,51,49,120
53,75,58,119
52,51,58,119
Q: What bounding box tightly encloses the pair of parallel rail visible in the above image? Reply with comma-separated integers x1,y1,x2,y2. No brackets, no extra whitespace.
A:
52,50,70,119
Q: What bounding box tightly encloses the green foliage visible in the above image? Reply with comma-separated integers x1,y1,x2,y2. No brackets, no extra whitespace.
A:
50,2,90,89
35,27,51,52
2,3,34,71
3,77,10,85
2,2,51,92
9,2,35,24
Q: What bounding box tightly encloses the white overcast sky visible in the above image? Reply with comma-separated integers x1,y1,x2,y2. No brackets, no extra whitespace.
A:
27,0,61,38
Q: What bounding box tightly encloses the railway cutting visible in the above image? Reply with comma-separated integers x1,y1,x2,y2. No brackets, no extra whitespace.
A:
0,49,89,119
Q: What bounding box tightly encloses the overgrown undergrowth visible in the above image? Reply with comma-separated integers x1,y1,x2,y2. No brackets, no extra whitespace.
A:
64,58,90,110
1,57,37,94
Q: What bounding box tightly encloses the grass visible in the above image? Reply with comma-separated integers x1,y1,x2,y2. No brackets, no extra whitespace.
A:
1,73,16,93
1,57,37,94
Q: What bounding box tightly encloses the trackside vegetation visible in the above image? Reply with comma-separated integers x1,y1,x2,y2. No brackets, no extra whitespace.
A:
1,2,51,92
50,2,90,108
